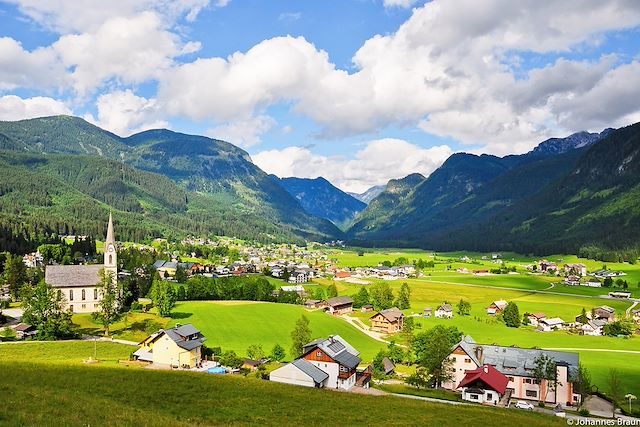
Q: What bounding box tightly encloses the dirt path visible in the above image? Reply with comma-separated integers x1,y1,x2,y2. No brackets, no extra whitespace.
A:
339,314,394,345
626,300,639,316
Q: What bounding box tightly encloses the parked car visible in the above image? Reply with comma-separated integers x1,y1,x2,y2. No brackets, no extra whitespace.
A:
514,401,534,410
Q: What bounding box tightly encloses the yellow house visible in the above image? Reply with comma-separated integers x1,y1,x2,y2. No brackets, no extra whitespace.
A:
134,324,205,368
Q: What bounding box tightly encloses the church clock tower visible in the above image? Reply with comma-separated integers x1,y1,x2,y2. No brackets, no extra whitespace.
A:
104,212,117,277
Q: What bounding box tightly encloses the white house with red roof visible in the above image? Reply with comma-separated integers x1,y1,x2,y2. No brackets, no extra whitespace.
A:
458,364,509,405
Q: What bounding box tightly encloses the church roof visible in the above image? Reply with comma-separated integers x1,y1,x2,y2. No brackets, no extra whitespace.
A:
45,265,103,288
106,212,115,246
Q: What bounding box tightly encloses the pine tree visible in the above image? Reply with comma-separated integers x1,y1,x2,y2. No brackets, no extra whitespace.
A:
503,301,521,328
395,282,411,309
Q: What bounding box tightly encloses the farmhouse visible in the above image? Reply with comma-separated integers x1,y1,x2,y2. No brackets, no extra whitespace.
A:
538,317,566,332
581,319,607,336
423,307,433,318
444,336,580,406
325,296,354,315
370,307,404,334
44,214,117,314
14,323,37,340
270,336,361,390
486,300,507,316
281,285,306,296
361,304,374,313
526,313,546,327
539,260,557,272
564,263,587,276
133,324,206,369
594,306,615,322
458,364,509,405
435,303,453,319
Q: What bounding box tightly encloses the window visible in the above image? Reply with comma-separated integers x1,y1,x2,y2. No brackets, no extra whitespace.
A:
57,290,62,299
508,376,514,382
464,358,471,363
81,304,86,309
524,378,533,384
340,366,348,372
316,351,322,358
526,390,537,398
82,289,86,300
487,393,493,401
469,394,478,400
109,254,112,265
94,289,98,299
69,305,74,312
69,290,74,301
451,357,457,362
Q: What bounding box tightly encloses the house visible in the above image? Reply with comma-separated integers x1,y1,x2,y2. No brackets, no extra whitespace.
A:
444,336,581,406
14,323,37,340
538,317,565,332
325,296,353,315
609,291,631,299
564,276,580,286
473,270,490,276
288,271,308,284
270,335,361,390
361,304,374,313
157,261,178,278
435,303,454,319
242,359,265,372
583,280,601,288
334,271,352,280
539,260,557,273
581,319,607,336
456,268,469,274
44,214,118,314
370,307,404,334
486,300,507,316
304,299,323,309
382,356,395,375
133,324,206,369
281,285,305,296
423,307,433,318
594,306,615,322
632,309,640,323
527,313,546,327
564,264,587,276
458,364,509,405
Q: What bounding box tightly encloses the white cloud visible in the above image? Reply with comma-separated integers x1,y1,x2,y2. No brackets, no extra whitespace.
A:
383,0,419,9
0,95,72,121
6,0,212,33
252,139,452,193
53,12,197,95
0,37,66,90
84,90,168,136
207,115,276,147
279,12,301,22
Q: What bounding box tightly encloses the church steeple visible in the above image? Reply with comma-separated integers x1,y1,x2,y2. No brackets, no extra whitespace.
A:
104,212,117,272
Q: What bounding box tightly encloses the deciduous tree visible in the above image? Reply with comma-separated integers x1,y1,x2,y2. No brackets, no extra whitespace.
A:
290,315,311,358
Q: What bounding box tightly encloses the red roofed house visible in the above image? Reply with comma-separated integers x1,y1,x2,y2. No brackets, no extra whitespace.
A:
334,271,352,280
458,364,509,405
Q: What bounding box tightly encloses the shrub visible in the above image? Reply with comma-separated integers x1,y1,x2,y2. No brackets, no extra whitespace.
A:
578,409,590,417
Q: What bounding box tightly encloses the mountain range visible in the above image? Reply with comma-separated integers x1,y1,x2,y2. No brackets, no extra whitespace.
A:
1,115,639,255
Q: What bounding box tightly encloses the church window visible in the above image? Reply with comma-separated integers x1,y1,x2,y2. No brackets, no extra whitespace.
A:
70,290,74,301
94,289,98,299
109,255,112,265
82,289,86,300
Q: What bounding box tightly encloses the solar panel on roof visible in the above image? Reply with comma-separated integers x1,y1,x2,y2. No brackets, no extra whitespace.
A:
328,340,345,353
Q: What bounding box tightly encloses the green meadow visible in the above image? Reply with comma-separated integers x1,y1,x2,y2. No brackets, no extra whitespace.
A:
0,361,563,427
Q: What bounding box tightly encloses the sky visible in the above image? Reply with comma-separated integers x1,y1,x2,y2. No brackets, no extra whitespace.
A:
1,1,640,193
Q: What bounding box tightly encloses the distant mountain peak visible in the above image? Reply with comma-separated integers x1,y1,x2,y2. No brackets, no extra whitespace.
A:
348,185,386,204
531,128,613,156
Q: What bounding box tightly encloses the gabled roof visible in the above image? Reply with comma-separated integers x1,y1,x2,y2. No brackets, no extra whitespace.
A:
303,335,361,369
529,312,546,319
153,260,167,268
437,303,453,312
458,365,509,394
292,359,329,384
326,296,353,307
372,307,404,323
45,264,103,288
145,323,205,351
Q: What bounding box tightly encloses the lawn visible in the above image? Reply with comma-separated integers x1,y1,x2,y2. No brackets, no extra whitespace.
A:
73,311,171,343
0,362,564,427
168,301,386,361
0,341,133,366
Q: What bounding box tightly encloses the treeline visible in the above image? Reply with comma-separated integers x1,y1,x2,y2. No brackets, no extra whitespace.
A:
578,245,639,264
176,275,302,304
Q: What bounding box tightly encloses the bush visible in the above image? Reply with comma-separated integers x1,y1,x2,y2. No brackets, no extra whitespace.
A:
0,300,10,309
578,408,590,417
537,402,546,408
130,301,142,312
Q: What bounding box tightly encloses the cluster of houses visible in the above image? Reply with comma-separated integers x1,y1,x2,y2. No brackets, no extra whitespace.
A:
331,265,417,281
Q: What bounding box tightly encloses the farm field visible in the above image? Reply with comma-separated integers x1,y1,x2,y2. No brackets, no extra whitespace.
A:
0,341,133,366
0,361,563,427
168,301,386,361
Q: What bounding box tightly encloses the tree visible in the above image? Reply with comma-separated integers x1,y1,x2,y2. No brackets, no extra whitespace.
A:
150,280,177,317
576,307,589,324
290,315,312,358
503,301,521,328
220,350,243,369
326,284,338,298
270,343,286,362
574,363,592,404
608,368,622,417
604,320,634,336
4,253,27,298
533,355,559,403
456,299,471,316
21,280,76,340
603,277,613,288
412,325,462,387
406,369,431,389
174,265,187,283
369,282,394,310
94,269,122,336
395,282,411,309
352,287,369,308
313,287,325,301
176,285,186,301
387,341,404,364
372,349,388,377
246,344,265,360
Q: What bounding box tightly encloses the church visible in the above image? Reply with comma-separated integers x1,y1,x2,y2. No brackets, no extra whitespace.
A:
45,213,118,313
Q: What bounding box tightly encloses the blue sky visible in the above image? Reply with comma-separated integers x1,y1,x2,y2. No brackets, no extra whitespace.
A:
1,0,640,192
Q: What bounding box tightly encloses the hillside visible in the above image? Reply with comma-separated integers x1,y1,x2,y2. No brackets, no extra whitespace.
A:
0,344,562,427
0,116,341,246
348,185,385,204
348,127,635,253
276,176,366,229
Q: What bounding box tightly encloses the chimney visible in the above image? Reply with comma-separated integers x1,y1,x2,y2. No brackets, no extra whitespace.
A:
483,365,489,373
474,346,484,365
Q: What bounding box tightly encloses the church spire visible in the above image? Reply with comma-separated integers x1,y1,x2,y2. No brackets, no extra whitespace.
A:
106,212,115,245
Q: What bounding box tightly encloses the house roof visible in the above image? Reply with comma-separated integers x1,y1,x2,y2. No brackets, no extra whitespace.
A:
382,356,395,374
302,335,361,369
458,365,509,394
437,303,453,312
541,317,565,326
372,307,404,323
292,359,329,384
14,323,35,332
456,336,579,379
45,264,103,288
597,305,615,314
529,312,546,319
147,324,205,351
326,296,354,307
153,260,166,268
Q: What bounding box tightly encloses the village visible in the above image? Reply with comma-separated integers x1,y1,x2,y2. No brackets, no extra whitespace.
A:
1,215,639,423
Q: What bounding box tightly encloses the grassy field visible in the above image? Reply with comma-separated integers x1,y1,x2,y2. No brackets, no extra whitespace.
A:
167,301,385,361
0,361,564,427
73,311,171,343
0,341,133,365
